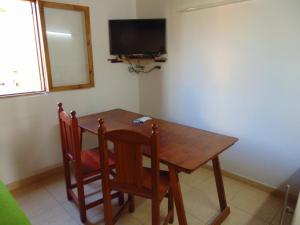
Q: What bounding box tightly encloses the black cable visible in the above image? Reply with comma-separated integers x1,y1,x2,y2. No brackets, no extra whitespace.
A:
142,65,161,73
127,58,161,74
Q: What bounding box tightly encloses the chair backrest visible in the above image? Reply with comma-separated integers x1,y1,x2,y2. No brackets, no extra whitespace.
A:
98,119,160,197
57,103,81,163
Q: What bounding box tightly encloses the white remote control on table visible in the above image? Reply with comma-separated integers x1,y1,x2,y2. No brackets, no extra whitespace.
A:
133,116,152,124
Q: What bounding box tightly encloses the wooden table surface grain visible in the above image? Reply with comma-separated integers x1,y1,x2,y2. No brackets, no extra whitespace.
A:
78,109,238,174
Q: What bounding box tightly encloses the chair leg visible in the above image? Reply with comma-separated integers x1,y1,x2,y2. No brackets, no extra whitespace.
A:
102,188,113,225
168,190,174,224
128,194,135,213
152,199,160,225
77,178,87,223
118,193,125,206
63,159,72,201
169,166,188,225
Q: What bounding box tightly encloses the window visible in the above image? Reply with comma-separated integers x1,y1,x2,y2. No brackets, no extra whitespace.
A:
0,0,94,96
0,0,45,96
39,1,94,92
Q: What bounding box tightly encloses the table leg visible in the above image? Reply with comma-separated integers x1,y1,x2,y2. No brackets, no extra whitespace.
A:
210,156,230,225
169,166,188,225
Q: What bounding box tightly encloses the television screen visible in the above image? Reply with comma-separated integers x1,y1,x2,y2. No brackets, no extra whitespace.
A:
109,19,166,56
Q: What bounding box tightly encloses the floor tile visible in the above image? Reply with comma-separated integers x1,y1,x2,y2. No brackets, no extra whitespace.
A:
219,207,267,225
66,194,124,224
173,213,206,225
114,212,144,225
134,196,206,225
179,167,212,188
11,167,289,225
13,183,60,219
88,209,143,225
29,205,78,225
230,186,282,223
179,183,221,223
40,173,68,204
196,175,245,206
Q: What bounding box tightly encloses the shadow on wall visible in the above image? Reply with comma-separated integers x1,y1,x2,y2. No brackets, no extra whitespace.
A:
8,106,99,184
9,123,61,183
10,128,40,181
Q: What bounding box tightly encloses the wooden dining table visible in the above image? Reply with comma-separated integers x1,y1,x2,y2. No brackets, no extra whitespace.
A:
78,109,238,225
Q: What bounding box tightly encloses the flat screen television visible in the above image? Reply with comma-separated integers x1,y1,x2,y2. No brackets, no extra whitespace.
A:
109,19,166,57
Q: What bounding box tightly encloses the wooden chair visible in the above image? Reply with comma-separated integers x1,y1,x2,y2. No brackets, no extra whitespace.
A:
98,118,174,225
57,103,124,223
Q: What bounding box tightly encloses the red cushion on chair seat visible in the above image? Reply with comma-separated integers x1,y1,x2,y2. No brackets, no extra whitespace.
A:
81,148,114,176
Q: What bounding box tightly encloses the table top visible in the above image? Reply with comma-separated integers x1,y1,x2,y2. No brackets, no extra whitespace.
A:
78,109,238,173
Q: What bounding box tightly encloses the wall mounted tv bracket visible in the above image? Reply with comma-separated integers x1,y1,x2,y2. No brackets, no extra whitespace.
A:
108,55,167,74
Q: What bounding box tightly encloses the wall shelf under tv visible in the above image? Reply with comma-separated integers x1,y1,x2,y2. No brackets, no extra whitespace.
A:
108,56,167,74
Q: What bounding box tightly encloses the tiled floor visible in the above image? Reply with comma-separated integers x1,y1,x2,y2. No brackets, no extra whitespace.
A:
12,165,293,225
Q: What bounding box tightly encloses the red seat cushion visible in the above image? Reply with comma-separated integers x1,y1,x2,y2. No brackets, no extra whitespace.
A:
81,148,115,176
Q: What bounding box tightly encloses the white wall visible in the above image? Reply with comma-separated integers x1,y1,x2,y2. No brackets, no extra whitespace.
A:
3,0,300,194
0,0,138,184
137,0,300,192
